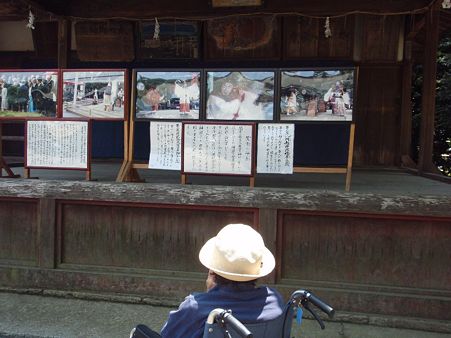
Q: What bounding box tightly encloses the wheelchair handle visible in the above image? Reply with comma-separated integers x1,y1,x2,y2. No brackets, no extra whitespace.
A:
292,290,335,318
207,308,253,338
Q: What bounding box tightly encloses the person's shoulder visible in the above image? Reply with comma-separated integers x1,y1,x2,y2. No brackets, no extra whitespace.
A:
179,292,203,310
260,285,284,301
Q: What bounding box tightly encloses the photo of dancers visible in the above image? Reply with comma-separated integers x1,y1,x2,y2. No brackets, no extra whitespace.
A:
206,71,274,121
135,71,200,120
280,69,354,121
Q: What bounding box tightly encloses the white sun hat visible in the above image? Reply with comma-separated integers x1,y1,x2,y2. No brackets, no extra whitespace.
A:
199,223,275,282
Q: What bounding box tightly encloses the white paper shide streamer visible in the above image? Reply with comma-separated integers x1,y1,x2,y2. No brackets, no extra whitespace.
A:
26,10,35,30
153,17,160,40
324,17,332,38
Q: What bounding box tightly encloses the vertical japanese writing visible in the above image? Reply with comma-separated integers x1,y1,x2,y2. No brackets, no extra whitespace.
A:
149,122,182,170
257,124,294,174
183,123,253,175
27,121,88,169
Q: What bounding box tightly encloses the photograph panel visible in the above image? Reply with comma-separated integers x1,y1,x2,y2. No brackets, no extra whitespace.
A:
280,69,354,121
0,70,58,119
206,70,274,121
135,71,200,120
62,70,126,119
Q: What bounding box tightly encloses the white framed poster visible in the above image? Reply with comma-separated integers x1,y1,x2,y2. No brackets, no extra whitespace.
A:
257,123,294,174
182,123,254,176
149,121,182,170
26,120,89,169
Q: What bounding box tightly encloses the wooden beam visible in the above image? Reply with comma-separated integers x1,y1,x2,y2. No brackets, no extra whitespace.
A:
418,7,440,173
406,16,425,40
54,0,433,19
0,122,19,178
37,198,56,269
345,123,355,192
57,18,70,69
399,41,414,166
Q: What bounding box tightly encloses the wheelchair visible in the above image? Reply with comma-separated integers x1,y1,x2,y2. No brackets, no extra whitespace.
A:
130,289,334,338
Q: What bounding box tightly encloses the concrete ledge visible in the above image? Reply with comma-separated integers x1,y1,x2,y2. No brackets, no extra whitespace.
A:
1,287,450,335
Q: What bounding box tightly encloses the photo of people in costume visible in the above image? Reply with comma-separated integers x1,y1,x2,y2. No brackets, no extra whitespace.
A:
62,71,126,119
0,71,58,118
280,69,354,121
135,71,200,120
206,71,274,120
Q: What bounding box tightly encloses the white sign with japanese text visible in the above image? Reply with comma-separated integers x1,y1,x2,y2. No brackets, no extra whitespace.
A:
257,123,294,174
26,120,89,169
149,122,182,170
183,123,253,175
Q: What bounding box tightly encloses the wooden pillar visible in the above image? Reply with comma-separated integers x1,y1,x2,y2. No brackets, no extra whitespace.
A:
57,19,70,69
399,40,415,167
418,8,439,173
37,198,56,269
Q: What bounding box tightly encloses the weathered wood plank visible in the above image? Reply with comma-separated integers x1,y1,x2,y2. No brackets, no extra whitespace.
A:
278,210,451,319
354,65,402,166
418,8,440,173
57,19,70,69
37,198,56,268
0,179,450,217
57,201,256,271
56,0,432,19
0,198,38,265
75,21,134,62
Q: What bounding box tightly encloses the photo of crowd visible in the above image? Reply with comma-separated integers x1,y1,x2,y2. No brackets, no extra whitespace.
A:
0,71,58,118
135,71,201,120
62,71,126,119
280,69,354,121
206,71,274,121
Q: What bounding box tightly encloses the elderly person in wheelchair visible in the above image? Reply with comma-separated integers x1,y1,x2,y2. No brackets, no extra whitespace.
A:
131,223,284,338
130,223,334,338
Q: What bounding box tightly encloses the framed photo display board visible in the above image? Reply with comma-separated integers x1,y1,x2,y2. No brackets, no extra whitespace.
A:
280,68,355,121
61,69,128,120
134,70,201,120
25,119,91,179
0,69,58,119
206,70,274,121
182,122,256,185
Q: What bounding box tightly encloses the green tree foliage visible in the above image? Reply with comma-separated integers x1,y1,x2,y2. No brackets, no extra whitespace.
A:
412,35,451,176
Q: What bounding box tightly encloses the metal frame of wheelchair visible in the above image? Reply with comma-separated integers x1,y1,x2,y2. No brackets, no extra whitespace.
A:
130,289,335,338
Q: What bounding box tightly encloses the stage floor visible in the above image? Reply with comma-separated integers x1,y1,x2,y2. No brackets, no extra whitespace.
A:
3,160,450,197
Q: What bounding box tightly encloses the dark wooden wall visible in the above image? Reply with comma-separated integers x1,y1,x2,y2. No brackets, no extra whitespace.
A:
0,181,450,328
0,13,407,166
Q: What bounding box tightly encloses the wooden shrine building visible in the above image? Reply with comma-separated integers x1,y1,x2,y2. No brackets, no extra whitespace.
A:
0,0,450,334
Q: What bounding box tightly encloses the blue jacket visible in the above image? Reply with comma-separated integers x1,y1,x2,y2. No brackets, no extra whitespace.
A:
161,284,284,338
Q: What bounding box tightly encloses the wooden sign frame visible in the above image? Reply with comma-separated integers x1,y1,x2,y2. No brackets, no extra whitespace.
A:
24,119,92,180
117,69,202,183
0,121,20,178
292,123,355,191
181,121,256,187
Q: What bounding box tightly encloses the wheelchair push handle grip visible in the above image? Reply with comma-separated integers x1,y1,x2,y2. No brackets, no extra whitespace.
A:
292,290,335,318
222,312,253,338
307,292,335,318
